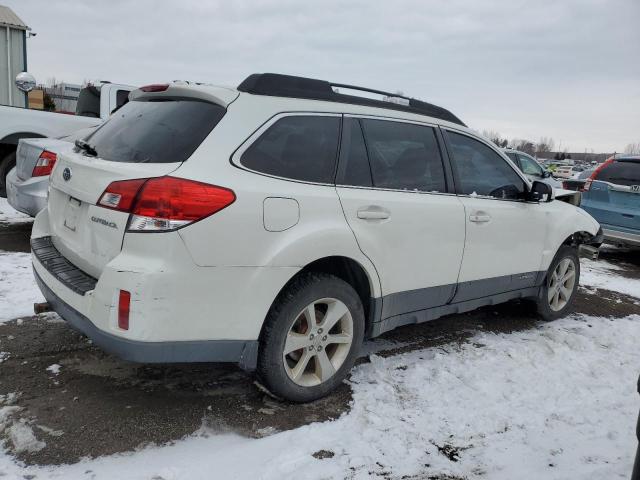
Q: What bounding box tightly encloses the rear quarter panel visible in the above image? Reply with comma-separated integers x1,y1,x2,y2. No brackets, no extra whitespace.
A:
173,95,382,297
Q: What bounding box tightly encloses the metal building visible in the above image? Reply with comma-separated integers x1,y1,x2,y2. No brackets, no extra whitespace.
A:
45,82,83,112
0,4,29,107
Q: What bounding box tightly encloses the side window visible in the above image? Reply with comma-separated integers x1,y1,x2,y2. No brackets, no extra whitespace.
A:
241,116,341,183
360,119,446,193
505,151,520,166
518,154,543,176
116,90,130,109
447,131,526,200
338,118,372,187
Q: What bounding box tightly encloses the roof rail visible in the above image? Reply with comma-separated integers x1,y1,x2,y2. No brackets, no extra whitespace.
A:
237,73,466,127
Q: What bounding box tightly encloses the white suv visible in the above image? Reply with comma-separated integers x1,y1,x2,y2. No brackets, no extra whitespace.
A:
31,74,602,402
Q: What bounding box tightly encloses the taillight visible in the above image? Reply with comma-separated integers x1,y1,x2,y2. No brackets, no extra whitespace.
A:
98,178,147,211
32,150,57,177
118,290,130,330
582,157,614,191
140,84,169,92
97,176,235,232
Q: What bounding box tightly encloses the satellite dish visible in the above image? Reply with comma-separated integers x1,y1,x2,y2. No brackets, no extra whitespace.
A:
15,72,36,92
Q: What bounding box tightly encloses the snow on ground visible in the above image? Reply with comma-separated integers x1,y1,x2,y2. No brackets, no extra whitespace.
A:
581,257,640,299
45,364,61,375
0,251,43,323
0,198,31,225
6,421,46,454
0,238,639,477
0,314,638,479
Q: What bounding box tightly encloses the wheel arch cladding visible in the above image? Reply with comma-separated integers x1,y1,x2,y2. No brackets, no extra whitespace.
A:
259,255,377,342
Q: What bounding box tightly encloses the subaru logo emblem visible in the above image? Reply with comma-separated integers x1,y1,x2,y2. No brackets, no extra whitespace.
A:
62,167,72,181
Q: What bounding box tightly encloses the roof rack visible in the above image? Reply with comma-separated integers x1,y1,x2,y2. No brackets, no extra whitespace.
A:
237,73,466,127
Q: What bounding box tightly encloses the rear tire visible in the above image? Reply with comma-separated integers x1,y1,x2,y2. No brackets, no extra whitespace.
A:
0,151,16,198
535,245,580,321
257,272,365,403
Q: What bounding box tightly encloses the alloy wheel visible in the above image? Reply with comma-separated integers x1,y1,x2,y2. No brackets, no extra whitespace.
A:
547,257,577,312
283,298,353,387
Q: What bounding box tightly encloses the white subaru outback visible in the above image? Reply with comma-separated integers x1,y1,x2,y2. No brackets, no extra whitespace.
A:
31,74,602,402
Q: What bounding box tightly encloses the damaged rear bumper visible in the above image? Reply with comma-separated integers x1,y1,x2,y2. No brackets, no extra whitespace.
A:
34,268,259,369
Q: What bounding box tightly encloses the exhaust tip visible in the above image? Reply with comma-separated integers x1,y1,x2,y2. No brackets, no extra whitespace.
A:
34,302,52,314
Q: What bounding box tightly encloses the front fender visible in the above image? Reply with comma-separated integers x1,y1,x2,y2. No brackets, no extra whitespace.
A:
540,202,600,270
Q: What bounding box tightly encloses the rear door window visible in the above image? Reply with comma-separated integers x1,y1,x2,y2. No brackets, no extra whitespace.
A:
241,115,341,184
597,160,640,186
86,99,225,163
447,131,526,199
360,119,447,192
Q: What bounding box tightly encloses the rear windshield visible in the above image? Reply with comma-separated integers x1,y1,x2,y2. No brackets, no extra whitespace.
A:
597,160,640,186
85,99,225,163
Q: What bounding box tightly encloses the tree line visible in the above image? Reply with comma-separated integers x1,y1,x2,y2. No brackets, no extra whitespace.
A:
482,130,640,158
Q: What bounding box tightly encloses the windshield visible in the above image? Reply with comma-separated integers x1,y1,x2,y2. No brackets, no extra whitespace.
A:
84,99,226,163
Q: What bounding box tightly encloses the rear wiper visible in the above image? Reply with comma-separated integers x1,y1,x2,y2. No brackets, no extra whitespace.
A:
75,139,97,157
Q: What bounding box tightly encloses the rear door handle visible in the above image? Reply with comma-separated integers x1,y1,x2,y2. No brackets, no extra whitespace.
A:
469,213,491,223
357,206,390,220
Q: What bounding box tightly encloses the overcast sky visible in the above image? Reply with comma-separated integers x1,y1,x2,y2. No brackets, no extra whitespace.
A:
8,0,640,152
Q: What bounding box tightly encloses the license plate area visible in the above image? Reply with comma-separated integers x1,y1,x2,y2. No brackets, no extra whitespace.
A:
63,196,82,232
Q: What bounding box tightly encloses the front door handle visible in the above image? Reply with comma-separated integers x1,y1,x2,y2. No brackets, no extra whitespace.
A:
469,213,491,223
357,206,390,220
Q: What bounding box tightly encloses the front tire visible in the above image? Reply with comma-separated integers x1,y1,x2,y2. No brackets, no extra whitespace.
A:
257,273,365,403
535,245,580,321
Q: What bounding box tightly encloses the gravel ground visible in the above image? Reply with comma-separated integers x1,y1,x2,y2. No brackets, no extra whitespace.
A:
1,226,639,467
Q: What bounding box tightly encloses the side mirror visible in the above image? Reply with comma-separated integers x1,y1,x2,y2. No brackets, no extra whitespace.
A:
527,181,553,202
542,170,552,178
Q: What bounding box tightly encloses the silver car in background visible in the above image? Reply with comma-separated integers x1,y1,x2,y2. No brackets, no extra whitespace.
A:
6,128,95,217
503,148,563,189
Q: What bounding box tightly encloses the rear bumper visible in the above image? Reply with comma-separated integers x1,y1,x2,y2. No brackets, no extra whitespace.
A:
603,227,640,247
30,206,299,369
6,168,48,217
34,267,259,369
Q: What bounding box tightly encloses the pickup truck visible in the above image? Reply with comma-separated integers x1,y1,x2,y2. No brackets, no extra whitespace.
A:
0,82,134,197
